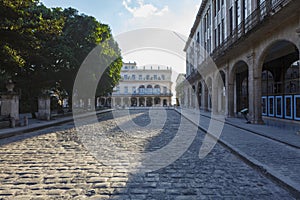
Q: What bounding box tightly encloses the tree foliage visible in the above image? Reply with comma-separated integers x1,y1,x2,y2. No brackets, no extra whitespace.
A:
0,0,122,113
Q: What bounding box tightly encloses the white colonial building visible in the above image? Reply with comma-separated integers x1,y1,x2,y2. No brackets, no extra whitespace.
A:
110,62,173,107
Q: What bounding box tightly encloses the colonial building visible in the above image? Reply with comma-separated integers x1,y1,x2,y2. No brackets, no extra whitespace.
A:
181,0,300,124
110,62,173,107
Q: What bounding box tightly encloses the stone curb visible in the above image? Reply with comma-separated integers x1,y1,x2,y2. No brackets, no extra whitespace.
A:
175,109,300,199
0,109,113,140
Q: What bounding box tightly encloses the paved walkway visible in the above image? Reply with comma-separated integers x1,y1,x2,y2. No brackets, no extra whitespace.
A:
0,109,112,139
176,108,300,197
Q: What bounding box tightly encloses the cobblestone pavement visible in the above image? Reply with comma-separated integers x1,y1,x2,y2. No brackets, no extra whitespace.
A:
0,110,294,199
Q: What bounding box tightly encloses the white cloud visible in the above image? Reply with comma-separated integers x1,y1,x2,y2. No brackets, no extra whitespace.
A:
122,0,169,18
120,0,199,37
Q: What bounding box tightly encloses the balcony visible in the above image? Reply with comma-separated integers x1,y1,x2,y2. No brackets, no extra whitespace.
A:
211,0,293,60
112,92,173,97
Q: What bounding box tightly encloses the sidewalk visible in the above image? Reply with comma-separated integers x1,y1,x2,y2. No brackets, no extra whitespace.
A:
0,109,112,139
176,108,300,197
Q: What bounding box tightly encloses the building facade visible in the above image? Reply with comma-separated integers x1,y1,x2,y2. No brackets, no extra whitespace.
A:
109,62,173,107
181,0,300,124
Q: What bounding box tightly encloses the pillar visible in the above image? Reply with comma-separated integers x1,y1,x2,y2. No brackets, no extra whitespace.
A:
1,94,19,121
37,95,51,120
212,81,218,115
1,80,19,121
227,83,235,117
248,53,264,124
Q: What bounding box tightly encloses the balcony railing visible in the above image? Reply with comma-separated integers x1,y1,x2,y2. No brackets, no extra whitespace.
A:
112,92,173,97
211,0,292,60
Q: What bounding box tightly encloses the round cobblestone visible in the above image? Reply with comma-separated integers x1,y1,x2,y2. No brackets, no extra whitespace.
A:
0,110,294,199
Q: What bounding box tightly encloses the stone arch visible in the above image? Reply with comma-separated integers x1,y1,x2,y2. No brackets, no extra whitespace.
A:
259,39,300,120
215,70,226,114
229,60,249,116
257,39,299,74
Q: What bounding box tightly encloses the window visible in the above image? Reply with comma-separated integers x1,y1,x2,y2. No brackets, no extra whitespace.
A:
221,19,225,43
214,0,217,16
161,75,165,80
235,0,241,28
124,75,128,80
139,75,142,80
132,86,136,94
214,29,217,48
116,86,120,94
154,75,157,80
146,75,150,80
124,86,128,94
229,7,233,35
132,75,136,80
217,0,220,12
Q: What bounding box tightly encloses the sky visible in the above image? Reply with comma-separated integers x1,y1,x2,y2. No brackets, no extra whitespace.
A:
40,0,201,36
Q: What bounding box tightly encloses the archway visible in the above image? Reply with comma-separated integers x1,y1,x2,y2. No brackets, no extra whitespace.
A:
260,40,299,120
163,99,168,106
229,61,249,115
131,97,137,107
154,97,161,106
146,97,153,107
139,97,145,107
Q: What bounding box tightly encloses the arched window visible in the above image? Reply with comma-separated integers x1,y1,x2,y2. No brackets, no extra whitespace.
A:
139,85,145,94
154,85,161,94
146,85,153,94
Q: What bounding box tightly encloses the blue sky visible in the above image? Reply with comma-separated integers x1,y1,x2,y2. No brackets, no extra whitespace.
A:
40,0,201,36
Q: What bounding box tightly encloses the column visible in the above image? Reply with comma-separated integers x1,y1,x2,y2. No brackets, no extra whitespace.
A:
212,80,218,115
137,97,140,107
227,83,235,117
37,95,51,120
1,80,19,122
1,94,19,121
248,53,264,124
152,97,155,107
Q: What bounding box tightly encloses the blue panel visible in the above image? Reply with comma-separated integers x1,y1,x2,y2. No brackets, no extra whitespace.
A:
268,96,274,117
294,95,300,120
275,96,283,118
262,96,267,116
284,95,293,119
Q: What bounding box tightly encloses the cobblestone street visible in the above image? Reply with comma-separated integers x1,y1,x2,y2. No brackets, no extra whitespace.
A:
0,110,294,199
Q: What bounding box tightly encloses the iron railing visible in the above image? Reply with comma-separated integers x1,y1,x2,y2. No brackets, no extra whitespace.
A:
211,0,292,60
